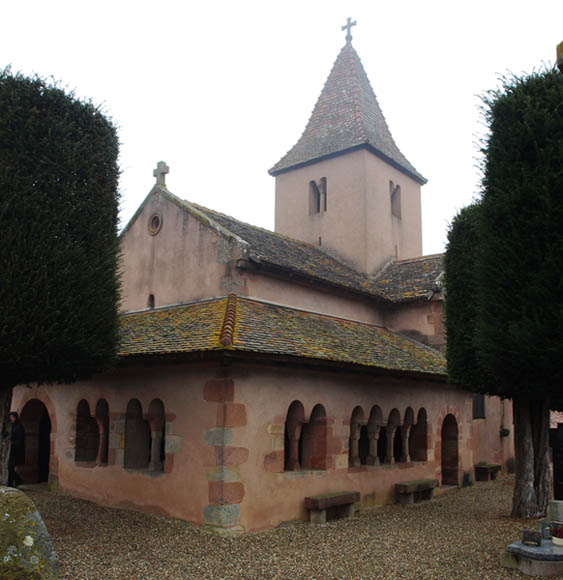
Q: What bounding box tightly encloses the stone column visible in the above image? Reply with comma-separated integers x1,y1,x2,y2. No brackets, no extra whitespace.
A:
286,424,302,471
349,423,361,467
400,425,412,463
95,417,108,466
366,426,380,466
385,426,396,464
148,429,164,472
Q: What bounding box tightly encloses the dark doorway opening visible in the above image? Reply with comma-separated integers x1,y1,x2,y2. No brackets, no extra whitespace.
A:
20,399,52,483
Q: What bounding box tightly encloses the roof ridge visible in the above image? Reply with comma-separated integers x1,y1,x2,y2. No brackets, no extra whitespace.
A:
219,293,237,347
191,201,366,271
393,253,444,264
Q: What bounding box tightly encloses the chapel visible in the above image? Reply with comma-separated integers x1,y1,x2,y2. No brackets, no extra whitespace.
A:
11,21,514,534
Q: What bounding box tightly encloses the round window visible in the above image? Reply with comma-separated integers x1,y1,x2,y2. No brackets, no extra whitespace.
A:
148,213,163,235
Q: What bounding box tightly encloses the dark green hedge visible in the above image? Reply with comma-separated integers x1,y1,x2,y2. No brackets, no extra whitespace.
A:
0,69,120,386
445,68,563,401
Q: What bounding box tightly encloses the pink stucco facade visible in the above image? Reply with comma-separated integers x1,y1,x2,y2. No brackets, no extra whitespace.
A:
9,37,516,535
11,349,514,534
275,150,422,275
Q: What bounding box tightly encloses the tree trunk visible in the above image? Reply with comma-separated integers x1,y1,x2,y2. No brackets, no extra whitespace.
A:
0,384,14,485
511,393,552,518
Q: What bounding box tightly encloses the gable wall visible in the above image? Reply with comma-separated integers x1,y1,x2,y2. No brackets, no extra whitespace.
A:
383,299,445,350
120,192,246,312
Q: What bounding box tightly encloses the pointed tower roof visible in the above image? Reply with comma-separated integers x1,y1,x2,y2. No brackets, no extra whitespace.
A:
269,41,426,184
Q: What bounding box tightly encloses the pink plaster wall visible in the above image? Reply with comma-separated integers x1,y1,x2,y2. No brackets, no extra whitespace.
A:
384,298,445,350
231,365,472,532
120,191,245,312
11,364,218,525
11,361,515,533
472,396,514,468
243,270,384,325
364,151,422,273
274,150,422,276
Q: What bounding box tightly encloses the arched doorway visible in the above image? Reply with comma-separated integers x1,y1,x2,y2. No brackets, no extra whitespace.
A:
441,414,459,485
20,399,52,483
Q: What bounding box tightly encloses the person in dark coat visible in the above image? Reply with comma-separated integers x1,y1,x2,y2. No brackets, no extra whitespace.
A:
7,411,25,487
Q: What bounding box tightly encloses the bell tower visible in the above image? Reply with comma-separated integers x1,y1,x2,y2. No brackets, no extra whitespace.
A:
269,20,426,275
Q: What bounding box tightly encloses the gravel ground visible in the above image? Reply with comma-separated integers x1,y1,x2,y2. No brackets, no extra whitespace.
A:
25,476,546,580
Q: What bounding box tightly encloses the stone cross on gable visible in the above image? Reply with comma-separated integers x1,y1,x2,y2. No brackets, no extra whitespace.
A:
342,17,357,44
153,161,169,186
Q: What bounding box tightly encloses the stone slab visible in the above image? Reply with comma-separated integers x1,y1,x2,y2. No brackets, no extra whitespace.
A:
305,491,360,510
396,478,438,494
507,539,563,561
502,544,563,577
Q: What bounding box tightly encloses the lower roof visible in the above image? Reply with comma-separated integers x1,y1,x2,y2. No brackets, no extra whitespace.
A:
119,295,446,377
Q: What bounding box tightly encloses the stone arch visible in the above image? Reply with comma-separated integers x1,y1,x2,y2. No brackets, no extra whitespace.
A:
302,404,327,470
124,399,150,469
148,399,166,472
95,399,110,465
441,414,459,485
20,399,51,483
284,400,305,471
75,399,99,462
410,408,428,461
348,406,363,467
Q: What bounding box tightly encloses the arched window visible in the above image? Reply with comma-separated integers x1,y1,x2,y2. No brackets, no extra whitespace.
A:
309,178,327,214
302,404,327,470
390,181,401,219
148,399,166,472
75,400,99,462
124,399,150,469
410,408,428,462
284,401,305,471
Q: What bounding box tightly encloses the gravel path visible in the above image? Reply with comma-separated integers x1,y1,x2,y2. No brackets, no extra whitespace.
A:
26,476,544,579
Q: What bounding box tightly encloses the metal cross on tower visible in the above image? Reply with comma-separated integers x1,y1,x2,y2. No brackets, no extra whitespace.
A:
342,17,357,44
153,161,169,186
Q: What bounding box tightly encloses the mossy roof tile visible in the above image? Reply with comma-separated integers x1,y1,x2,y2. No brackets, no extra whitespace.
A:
373,254,444,302
119,296,445,376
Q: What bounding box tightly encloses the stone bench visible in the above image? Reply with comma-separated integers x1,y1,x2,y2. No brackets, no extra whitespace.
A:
475,463,501,482
396,478,438,505
304,491,360,524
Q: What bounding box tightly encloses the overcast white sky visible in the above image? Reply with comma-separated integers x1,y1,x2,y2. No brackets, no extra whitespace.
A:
3,1,561,255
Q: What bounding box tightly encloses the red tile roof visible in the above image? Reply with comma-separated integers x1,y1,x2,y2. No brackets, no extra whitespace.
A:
269,43,425,184
119,296,446,377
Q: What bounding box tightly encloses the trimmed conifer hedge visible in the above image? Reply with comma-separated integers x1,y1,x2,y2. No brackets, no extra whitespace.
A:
0,69,120,387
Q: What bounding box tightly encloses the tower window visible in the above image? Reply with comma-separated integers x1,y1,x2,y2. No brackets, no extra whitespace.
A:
148,294,155,309
390,181,401,219
309,178,327,214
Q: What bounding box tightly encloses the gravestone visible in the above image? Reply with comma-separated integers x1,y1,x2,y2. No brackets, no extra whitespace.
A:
0,486,57,579
550,425,563,500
